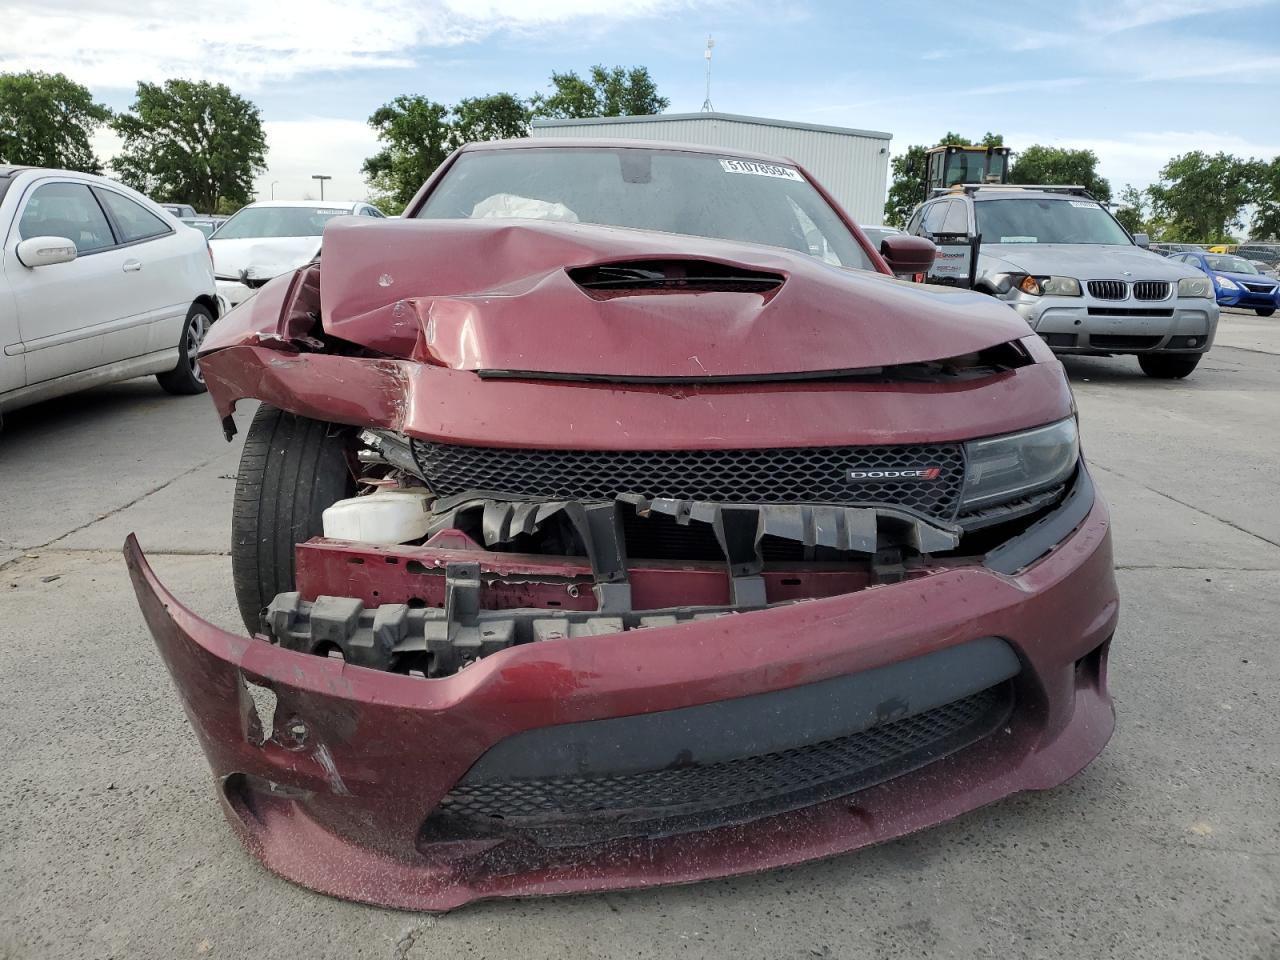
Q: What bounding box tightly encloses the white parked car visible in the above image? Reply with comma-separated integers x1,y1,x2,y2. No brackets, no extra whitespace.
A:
209,200,386,307
0,166,220,423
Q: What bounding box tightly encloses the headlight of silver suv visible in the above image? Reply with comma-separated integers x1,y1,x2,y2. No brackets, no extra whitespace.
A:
989,274,1082,296
1177,276,1214,298
961,418,1079,511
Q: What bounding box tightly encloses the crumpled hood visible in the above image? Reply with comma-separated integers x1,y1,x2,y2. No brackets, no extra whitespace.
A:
209,236,322,282
317,217,1033,379
982,243,1202,282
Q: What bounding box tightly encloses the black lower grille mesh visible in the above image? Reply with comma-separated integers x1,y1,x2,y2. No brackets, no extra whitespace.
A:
422,684,1012,846
412,440,966,521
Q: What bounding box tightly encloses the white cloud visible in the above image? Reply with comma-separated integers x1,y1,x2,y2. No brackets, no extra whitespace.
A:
253,119,383,204
0,0,691,89
93,118,380,205
1003,129,1280,190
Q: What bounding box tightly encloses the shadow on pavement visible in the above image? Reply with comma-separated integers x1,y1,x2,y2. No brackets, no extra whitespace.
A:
1060,352,1258,391
1,378,205,441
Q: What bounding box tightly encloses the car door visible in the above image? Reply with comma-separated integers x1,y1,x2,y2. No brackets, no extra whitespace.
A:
91,186,192,363
2,178,133,384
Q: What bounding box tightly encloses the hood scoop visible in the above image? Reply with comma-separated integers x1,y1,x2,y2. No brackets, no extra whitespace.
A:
568,259,785,299
317,218,1033,378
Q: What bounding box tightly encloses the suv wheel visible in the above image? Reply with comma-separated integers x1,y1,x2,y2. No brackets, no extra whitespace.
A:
1257,307,1275,317
1138,353,1201,379
156,303,214,395
231,406,356,632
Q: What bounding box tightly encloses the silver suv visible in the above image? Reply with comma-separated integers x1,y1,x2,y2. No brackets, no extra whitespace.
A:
908,186,1219,379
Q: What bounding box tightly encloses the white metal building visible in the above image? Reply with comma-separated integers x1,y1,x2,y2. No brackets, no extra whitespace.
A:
530,112,892,226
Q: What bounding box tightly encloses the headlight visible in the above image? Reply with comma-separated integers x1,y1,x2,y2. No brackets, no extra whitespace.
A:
1215,275,1238,291
1177,276,1214,298
987,274,1080,296
961,418,1079,511
1013,275,1082,297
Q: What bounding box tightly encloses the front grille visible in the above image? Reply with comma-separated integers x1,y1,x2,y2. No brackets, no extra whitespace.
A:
1133,281,1170,300
1090,334,1163,349
422,683,1012,846
1243,282,1276,294
1087,280,1127,300
413,440,967,521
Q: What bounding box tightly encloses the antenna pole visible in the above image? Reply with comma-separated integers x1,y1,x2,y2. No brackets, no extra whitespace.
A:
701,36,715,112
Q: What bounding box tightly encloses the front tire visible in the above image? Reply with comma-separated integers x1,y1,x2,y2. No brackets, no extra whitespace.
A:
231,405,356,632
156,303,214,395
1138,353,1201,379
1257,307,1275,317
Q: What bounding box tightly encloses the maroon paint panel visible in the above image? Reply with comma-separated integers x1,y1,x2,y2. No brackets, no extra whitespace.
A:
307,217,1027,377
199,344,1074,450
124,491,1116,911
294,537,883,610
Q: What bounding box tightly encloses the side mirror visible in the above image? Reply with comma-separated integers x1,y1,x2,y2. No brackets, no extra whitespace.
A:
880,235,936,275
16,236,78,268
1134,233,1150,249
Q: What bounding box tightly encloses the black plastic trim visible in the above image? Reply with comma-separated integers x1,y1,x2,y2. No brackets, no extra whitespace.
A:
461,636,1021,784
983,466,1095,575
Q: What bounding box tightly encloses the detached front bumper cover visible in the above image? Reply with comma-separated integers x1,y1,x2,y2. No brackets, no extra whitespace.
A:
125,479,1117,911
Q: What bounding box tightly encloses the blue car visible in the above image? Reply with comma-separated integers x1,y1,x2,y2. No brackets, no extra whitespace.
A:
1169,251,1279,316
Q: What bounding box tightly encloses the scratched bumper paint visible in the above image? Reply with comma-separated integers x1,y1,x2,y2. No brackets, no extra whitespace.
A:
125,491,1117,911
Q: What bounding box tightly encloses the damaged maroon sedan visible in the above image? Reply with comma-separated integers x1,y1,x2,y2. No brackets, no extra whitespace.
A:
127,139,1118,911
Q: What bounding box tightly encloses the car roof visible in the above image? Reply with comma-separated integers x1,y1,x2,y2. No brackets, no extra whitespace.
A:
965,188,1091,202
458,136,800,168
241,200,365,209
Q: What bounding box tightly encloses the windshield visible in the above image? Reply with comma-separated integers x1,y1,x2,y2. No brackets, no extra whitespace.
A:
975,197,1131,245
212,206,350,240
416,147,872,270
1204,255,1258,274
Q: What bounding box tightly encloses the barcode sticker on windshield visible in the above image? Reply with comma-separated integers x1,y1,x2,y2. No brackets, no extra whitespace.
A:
719,159,804,181
1069,200,1098,208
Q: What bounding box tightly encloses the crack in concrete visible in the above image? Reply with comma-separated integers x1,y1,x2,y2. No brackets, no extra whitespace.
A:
0,456,221,572
1090,461,1280,552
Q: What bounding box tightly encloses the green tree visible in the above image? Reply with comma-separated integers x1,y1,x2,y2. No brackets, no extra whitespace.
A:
1008,145,1111,202
452,93,530,145
884,145,927,227
1147,151,1258,242
1113,184,1149,236
883,132,999,227
1250,156,1280,240
0,71,111,172
362,95,454,210
530,65,668,119
111,80,266,212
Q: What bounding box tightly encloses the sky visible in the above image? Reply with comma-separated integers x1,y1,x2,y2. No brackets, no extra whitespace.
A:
3,0,1279,212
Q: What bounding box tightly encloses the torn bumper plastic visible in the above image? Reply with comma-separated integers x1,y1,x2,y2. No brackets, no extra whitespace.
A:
125,492,1117,912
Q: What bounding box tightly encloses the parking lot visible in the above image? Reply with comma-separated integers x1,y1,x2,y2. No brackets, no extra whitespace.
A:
0,311,1277,960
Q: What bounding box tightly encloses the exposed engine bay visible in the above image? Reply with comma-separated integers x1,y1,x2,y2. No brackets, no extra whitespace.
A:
260,420,1073,678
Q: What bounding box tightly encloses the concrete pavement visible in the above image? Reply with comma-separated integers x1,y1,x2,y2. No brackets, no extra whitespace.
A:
1,313,1277,959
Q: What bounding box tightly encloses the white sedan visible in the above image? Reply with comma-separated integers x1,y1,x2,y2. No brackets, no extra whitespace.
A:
209,200,386,308
0,166,220,422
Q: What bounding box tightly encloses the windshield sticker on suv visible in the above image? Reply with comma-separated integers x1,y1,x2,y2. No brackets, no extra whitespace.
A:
315,209,346,216
719,159,804,181
1069,200,1099,208
1000,236,1038,243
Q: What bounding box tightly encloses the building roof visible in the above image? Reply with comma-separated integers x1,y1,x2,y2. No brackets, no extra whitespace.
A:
531,111,892,141
462,136,808,166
